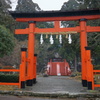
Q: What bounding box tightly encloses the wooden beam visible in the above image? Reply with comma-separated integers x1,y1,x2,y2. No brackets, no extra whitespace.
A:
16,15,100,22
15,26,100,34
0,69,19,72
35,26,80,34
15,28,29,34
87,26,100,32
15,26,80,34
0,83,19,86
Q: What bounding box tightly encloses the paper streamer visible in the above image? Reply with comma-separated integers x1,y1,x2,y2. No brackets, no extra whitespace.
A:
40,34,43,44
68,34,72,44
50,35,54,44
59,35,62,44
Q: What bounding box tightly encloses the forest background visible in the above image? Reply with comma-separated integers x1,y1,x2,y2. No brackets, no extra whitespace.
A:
0,0,100,72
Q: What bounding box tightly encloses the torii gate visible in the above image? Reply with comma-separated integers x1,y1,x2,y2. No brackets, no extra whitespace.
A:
10,9,100,90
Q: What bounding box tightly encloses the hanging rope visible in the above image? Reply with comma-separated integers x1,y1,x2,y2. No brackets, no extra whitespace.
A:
46,34,48,38
39,33,72,44
66,34,68,38
56,35,58,39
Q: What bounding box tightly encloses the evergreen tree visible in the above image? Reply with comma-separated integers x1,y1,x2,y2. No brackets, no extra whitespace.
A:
0,0,15,57
77,0,100,9
61,0,79,11
60,0,100,67
77,0,100,65
0,25,14,57
15,0,42,41
16,0,41,12
59,0,80,68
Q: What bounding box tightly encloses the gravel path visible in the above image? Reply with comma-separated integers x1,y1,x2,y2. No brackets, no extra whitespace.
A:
25,76,84,93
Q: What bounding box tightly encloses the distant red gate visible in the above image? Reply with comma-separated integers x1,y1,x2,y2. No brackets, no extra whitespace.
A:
47,58,71,76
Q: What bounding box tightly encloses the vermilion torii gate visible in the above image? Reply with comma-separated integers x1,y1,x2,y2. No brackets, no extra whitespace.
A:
10,9,100,90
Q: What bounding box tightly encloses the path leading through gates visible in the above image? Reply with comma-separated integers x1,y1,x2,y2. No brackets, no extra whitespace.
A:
1,76,100,99
24,76,85,93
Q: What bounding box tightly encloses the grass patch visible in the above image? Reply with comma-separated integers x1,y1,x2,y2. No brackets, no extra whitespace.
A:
70,72,82,81
0,85,18,91
94,75,100,84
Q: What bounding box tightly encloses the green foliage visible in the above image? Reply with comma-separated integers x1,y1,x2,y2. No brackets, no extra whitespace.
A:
60,0,100,66
59,0,81,67
16,0,41,12
94,65,100,70
58,34,80,67
35,35,60,72
11,0,100,72
0,0,15,58
15,0,41,41
77,0,100,9
61,0,79,11
0,0,14,31
88,32,100,65
0,25,15,57
0,74,19,83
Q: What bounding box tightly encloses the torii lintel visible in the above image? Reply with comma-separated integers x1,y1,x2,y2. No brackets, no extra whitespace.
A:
10,9,100,22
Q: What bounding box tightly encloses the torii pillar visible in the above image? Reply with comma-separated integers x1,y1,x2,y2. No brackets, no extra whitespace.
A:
26,21,36,86
79,18,88,87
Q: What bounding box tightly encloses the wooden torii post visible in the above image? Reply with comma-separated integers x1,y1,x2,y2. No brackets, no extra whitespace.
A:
10,9,100,89
26,21,36,86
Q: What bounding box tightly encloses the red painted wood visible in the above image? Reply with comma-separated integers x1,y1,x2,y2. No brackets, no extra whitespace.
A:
47,59,71,76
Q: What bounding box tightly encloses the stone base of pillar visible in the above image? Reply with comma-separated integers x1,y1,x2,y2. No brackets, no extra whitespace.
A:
82,80,87,87
33,78,37,84
87,81,92,90
26,80,33,86
21,81,25,88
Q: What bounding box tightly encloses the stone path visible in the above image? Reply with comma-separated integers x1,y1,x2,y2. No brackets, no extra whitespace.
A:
25,76,85,93
1,76,100,98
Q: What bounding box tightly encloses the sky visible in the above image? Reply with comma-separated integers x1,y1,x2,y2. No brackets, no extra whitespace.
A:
10,0,68,11
33,0,68,10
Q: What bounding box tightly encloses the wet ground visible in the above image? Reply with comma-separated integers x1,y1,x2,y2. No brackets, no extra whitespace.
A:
0,76,100,99
25,76,84,93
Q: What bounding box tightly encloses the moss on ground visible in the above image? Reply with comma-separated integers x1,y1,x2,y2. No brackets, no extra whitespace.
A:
0,85,18,91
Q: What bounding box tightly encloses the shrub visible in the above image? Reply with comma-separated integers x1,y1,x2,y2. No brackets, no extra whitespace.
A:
0,74,19,83
94,65,100,70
